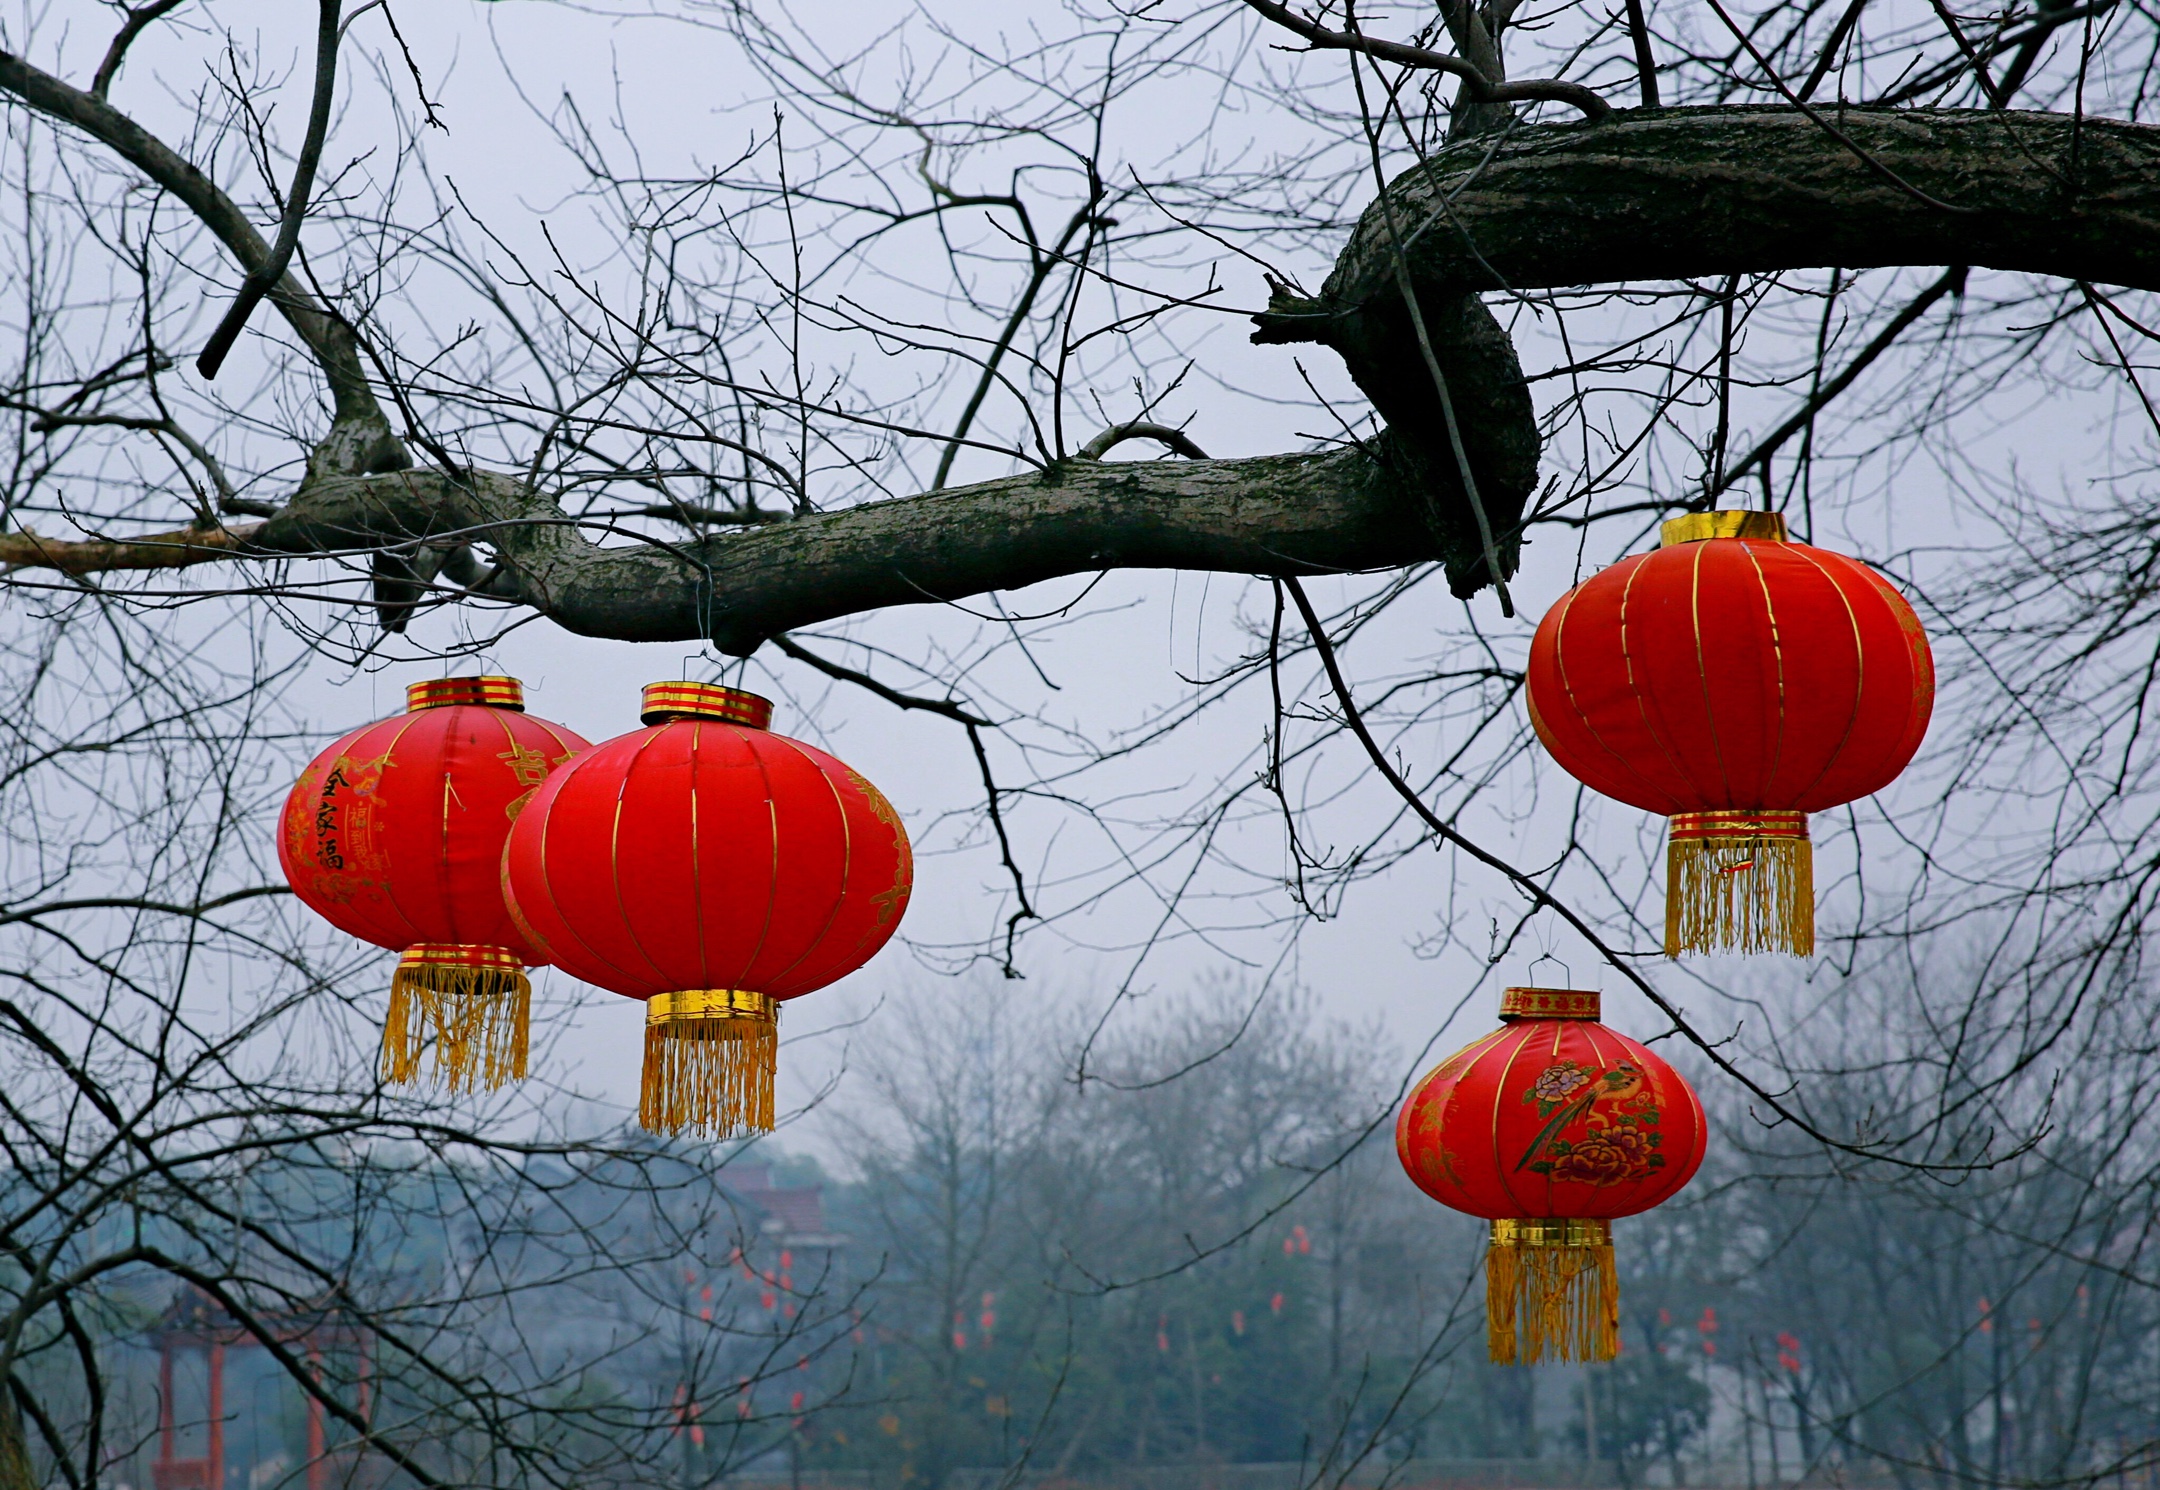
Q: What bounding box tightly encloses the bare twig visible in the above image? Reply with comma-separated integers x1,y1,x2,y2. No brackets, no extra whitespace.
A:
1237,0,1615,119
0,42,394,442
1077,421,1210,461
1624,0,1663,106
90,0,187,101
1711,266,1964,497
196,0,344,380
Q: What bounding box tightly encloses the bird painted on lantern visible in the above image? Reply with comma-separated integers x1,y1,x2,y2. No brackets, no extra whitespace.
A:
1398,987,1706,1364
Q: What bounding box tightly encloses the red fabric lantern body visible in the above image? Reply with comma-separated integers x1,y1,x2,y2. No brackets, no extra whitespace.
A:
1398,988,1706,1363
278,677,590,1090
1526,511,1933,956
501,681,912,1138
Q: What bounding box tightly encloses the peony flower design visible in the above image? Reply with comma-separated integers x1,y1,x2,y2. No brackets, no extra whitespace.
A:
1528,1061,1593,1107
1549,1125,1663,1187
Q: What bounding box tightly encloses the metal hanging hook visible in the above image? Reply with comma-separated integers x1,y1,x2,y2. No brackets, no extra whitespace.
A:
1525,951,1573,989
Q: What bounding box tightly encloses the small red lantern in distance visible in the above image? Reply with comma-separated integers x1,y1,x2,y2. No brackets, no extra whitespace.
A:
1526,511,1933,957
1398,988,1706,1364
501,682,912,1139
278,677,590,1091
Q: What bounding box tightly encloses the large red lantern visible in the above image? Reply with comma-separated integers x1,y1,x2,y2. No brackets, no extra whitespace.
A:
500,681,912,1139
1526,511,1933,956
278,677,591,1090
1398,987,1706,1364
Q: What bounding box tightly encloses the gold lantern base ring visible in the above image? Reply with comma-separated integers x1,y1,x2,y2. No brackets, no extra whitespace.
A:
1486,1218,1618,1365
1666,810,1813,958
640,990,779,1139
384,943,531,1093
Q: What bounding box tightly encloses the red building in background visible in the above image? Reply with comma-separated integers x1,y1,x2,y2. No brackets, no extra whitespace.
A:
150,1288,373,1490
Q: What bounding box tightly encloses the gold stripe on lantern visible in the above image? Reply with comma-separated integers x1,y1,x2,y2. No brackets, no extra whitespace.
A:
405,676,525,712
638,683,774,729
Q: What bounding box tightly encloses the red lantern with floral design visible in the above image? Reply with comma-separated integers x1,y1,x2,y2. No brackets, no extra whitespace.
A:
278,677,590,1090
1398,987,1706,1364
1526,510,1933,957
500,681,912,1139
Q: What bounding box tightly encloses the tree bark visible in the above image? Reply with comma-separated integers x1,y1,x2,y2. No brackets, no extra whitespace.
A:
1295,106,2160,302
245,449,1434,654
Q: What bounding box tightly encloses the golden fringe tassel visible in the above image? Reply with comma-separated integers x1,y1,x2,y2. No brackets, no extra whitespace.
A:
639,991,778,1139
381,959,531,1092
1486,1220,1619,1365
1665,822,1813,957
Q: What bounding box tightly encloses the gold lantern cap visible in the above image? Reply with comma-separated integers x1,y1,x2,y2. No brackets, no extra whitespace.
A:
1659,510,1788,547
1498,986,1602,1021
640,682,774,729
406,676,524,712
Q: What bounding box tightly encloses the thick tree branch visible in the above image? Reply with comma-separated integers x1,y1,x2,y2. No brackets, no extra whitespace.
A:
2,449,1436,653
0,523,265,576
1276,107,2160,305
0,42,405,475
7,105,2160,636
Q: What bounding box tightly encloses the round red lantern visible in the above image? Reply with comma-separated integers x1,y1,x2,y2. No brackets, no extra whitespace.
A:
1398,987,1706,1363
1526,510,1933,956
278,677,591,1090
500,681,912,1138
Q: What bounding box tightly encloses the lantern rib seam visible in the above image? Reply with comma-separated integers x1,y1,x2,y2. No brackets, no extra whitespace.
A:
527,731,659,995
608,727,682,992
1783,546,1876,809
1740,542,1790,805
1490,1024,1539,1218
1406,1028,1508,1207
736,734,784,993
1689,542,1738,807
1549,563,1676,810
1614,555,1695,812
689,721,708,991
371,712,434,950
757,735,858,997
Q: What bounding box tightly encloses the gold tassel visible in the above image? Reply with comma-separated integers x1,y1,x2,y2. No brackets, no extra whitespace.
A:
640,990,778,1139
1665,810,1813,957
382,945,531,1092
1486,1219,1619,1365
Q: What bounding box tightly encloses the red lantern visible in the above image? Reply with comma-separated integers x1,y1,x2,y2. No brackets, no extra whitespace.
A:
278,677,590,1090
1398,987,1706,1364
500,682,912,1138
1526,511,1933,956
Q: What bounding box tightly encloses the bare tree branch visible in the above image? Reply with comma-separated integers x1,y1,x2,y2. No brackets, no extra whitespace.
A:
0,40,404,475
195,0,343,381
1237,0,1615,120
